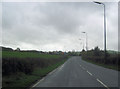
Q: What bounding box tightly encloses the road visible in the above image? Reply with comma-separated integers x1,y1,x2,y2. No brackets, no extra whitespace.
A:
32,56,118,88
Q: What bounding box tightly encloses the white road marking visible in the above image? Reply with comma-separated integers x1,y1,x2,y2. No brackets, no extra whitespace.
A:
31,63,66,88
79,64,109,89
49,71,54,75
49,64,63,75
97,78,109,89
49,68,57,75
86,70,92,76
31,77,45,88
82,67,85,70
40,78,45,81
59,64,64,70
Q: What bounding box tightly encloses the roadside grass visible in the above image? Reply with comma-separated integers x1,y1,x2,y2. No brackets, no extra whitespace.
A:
81,47,119,71
2,59,67,88
32,59,66,76
2,50,66,75
82,58,119,71
3,73,38,89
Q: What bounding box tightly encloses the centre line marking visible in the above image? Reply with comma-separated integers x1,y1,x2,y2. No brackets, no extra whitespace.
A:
82,67,85,70
87,71,92,76
96,78,109,89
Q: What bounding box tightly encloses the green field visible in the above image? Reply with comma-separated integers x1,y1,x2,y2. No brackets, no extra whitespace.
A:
3,59,67,88
2,50,69,88
2,51,60,59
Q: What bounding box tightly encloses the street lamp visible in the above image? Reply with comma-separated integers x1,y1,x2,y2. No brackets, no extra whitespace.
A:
94,1,107,59
82,32,88,51
79,38,84,50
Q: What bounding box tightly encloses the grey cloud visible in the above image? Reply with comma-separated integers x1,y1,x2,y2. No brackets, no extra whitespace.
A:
2,2,118,51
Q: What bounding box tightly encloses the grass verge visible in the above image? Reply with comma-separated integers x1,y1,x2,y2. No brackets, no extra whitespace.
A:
2,59,67,89
82,58,119,71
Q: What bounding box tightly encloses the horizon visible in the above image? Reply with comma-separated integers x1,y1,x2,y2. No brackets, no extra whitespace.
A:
1,45,119,52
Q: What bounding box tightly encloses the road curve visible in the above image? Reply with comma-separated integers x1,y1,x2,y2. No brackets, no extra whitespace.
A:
32,56,118,88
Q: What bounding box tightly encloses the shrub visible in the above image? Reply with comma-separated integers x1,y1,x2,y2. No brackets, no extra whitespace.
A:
2,54,65,76
93,46,101,56
81,46,119,66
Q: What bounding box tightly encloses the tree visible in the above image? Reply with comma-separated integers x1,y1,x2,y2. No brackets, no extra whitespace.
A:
82,49,85,52
15,48,20,51
94,46,101,56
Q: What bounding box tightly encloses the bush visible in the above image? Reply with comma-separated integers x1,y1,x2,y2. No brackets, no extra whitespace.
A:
81,46,119,66
93,46,101,56
2,54,65,76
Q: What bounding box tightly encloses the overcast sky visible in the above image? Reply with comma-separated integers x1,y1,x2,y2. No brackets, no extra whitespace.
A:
1,1,118,51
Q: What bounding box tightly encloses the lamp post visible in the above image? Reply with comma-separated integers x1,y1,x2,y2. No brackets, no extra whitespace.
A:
94,1,107,59
82,32,88,51
79,38,84,50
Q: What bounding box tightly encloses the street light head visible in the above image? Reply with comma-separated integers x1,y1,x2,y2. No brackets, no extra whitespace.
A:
82,32,86,33
94,1,102,4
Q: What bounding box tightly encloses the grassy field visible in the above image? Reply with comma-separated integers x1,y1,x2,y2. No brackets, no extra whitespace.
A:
2,50,69,88
3,59,67,89
2,51,60,59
